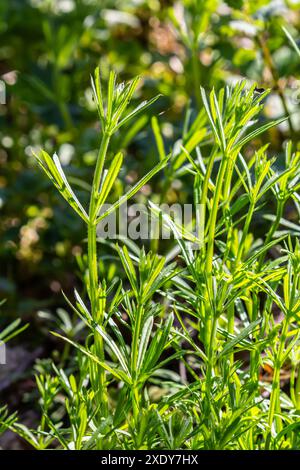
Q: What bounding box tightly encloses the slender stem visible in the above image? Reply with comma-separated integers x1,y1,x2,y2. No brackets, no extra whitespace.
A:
200,147,217,259
87,221,108,417
132,385,140,426
199,148,217,350
87,130,111,417
268,315,289,432
205,153,228,292
131,303,143,373
222,150,239,366
203,148,228,381
248,200,285,390
206,314,218,397
249,293,260,386
227,304,235,366
257,199,284,270
222,154,235,203
38,413,46,448
88,130,111,309
131,303,144,424
90,132,111,216
235,200,255,267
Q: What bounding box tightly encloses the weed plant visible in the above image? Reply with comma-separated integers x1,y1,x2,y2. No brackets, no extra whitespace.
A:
4,53,300,449
0,300,27,436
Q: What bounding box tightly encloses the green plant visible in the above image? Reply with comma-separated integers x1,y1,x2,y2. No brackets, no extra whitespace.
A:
0,299,28,439
8,67,300,450
150,83,300,450
13,69,174,449
0,300,28,346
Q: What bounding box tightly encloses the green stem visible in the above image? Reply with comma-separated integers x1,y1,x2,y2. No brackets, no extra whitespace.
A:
268,315,289,432
200,147,217,259
223,153,236,203
205,153,228,293
38,413,46,448
222,150,239,366
91,132,111,214
87,221,107,417
131,303,144,423
235,200,255,267
249,200,284,390
227,304,235,366
131,304,143,372
87,131,111,417
132,384,140,426
249,294,259,385
203,150,228,374
206,314,218,397
257,199,284,270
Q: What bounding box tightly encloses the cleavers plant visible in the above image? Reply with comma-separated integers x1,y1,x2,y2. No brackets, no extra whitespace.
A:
6,65,300,450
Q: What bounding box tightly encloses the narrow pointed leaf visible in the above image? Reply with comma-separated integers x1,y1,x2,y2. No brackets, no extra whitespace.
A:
219,319,261,358
96,155,170,223
114,94,162,131
232,118,287,151
96,152,123,215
